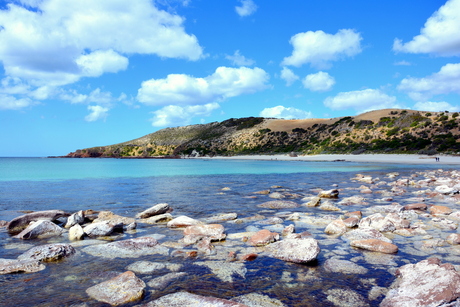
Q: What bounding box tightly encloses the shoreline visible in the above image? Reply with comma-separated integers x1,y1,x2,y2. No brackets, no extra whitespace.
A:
197,153,460,165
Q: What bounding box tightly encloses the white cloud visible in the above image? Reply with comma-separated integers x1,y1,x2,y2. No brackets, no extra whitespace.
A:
225,50,255,66
0,94,36,110
398,63,460,101
137,66,270,106
282,29,362,69
302,71,335,92
393,0,460,56
259,105,312,119
150,102,220,127
280,67,299,86
85,105,109,122
413,101,460,112
76,50,128,78
235,0,258,17
59,88,115,105
324,89,398,111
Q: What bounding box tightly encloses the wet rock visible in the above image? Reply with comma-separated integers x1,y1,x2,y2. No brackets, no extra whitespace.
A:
403,203,427,211
135,203,170,219
325,288,369,307
139,213,173,224
435,185,457,195
342,228,392,243
269,192,285,199
282,224,295,236
204,213,238,223
324,258,368,274
429,205,453,215
253,189,270,195
195,261,247,283
69,224,84,241
142,292,248,307
324,219,347,235
240,253,258,261
0,258,46,274
345,211,362,219
93,211,135,225
126,261,166,274
304,196,320,207
15,220,64,240
319,200,341,211
351,239,398,254
167,215,202,228
0,220,8,227
7,210,68,234
182,224,226,245
343,217,359,228
267,237,320,263
18,243,76,262
318,189,339,198
83,221,115,237
196,238,215,254
82,236,169,259
248,229,279,246
64,210,85,228
338,196,367,206
232,293,286,307
147,272,187,290
372,203,403,213
381,258,460,307
431,217,457,230
447,233,460,245
257,200,299,209
86,271,145,306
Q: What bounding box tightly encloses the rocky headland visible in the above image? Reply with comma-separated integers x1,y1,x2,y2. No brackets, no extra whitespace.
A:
3,168,460,305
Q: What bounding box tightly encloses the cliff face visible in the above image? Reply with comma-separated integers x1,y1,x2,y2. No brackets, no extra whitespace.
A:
65,109,460,158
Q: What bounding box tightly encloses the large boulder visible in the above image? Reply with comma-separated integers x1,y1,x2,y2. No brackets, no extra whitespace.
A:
267,238,320,263
18,243,76,262
381,258,460,307
7,210,68,234
86,271,145,306
135,203,170,219
14,220,64,240
0,258,46,274
142,292,248,306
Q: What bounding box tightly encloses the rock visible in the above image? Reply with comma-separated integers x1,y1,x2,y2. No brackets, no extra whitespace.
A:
0,220,8,227
305,196,320,207
86,271,145,306
240,253,258,261
182,224,226,244
338,196,367,206
343,217,359,228
126,261,166,274
195,261,247,283
14,220,64,240
342,228,392,243
435,185,457,194
359,213,395,232
65,210,85,228
204,213,238,223
403,203,427,211
248,229,279,246
0,258,46,274
325,288,369,307
253,189,270,195
196,238,215,254
324,258,368,274
69,224,84,241
257,200,299,209
446,233,460,245
319,201,340,211
135,203,170,219
267,238,320,263
345,211,362,219
232,293,286,307
324,219,347,235
167,215,202,228
93,211,135,225
269,192,285,199
380,258,460,307
125,221,137,231
429,205,452,215
318,189,339,198
140,213,173,224
83,221,115,237
147,272,187,289
350,239,398,254
282,224,295,236
18,243,76,262
7,210,68,234
142,292,248,306
82,236,169,259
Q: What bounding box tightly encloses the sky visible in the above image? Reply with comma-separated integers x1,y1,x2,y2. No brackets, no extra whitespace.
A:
0,0,459,157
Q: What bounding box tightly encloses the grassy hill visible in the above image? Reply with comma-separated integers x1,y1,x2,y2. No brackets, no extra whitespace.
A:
65,109,460,158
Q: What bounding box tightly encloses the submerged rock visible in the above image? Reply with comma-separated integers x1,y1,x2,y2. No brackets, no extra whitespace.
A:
142,292,248,306
232,293,286,307
18,243,76,262
15,220,64,240
267,238,320,263
0,258,46,274
257,200,299,209
147,272,187,289
350,239,398,254
7,210,68,235
324,258,368,274
135,203,170,219
86,271,145,306
325,288,369,307
195,261,247,283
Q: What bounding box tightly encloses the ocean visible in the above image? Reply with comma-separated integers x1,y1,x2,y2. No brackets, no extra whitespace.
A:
0,157,455,306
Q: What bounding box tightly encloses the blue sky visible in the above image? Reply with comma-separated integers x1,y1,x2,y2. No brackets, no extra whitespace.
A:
1,0,459,156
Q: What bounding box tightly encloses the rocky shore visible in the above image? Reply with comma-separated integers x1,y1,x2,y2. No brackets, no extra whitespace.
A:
2,168,460,306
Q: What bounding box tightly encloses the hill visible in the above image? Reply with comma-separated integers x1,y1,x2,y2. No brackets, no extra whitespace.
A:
64,109,460,158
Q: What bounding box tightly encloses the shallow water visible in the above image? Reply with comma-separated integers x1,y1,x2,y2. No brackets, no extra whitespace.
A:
0,158,458,306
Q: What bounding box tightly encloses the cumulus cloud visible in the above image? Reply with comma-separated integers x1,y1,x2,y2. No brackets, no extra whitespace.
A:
225,50,255,66
85,105,109,122
150,102,220,127
302,71,335,92
397,63,460,101
137,66,270,106
393,0,460,56
235,0,258,17
0,94,36,110
280,67,299,86
282,29,362,69
76,50,129,78
413,101,460,112
259,105,312,119
324,89,398,111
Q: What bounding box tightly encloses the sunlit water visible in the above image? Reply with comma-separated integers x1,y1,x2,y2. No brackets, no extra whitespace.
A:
0,158,457,306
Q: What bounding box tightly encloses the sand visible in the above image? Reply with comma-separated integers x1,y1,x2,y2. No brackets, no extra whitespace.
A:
201,154,460,165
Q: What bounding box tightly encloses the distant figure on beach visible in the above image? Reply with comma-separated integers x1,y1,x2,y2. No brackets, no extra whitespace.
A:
435,157,440,162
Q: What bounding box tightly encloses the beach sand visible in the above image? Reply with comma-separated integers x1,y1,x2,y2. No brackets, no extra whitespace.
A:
203,154,460,165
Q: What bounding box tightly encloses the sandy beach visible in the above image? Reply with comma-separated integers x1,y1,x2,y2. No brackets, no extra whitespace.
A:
204,154,460,165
